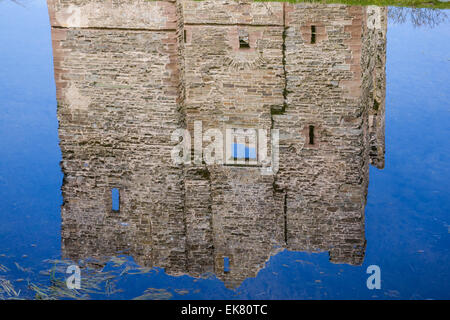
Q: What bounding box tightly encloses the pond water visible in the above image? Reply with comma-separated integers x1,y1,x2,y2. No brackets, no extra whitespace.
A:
0,1,449,300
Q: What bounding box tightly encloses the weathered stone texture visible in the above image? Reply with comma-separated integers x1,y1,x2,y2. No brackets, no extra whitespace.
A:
47,0,177,30
48,0,387,287
276,4,371,265
182,0,284,25
52,10,187,272
366,5,387,169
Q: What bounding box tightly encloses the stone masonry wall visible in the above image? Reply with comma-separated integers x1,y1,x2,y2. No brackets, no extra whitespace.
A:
275,4,369,264
48,0,387,287
50,0,188,273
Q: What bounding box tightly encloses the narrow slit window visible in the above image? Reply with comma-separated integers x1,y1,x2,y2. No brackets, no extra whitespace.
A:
309,125,315,145
112,188,120,212
183,29,187,43
223,257,230,273
239,39,250,48
311,25,316,44
245,138,250,161
238,30,250,49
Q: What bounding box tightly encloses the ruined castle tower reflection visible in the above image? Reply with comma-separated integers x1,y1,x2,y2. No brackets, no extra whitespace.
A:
48,0,386,288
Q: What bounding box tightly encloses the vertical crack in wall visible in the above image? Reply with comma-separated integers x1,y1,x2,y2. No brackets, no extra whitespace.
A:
282,3,288,116
284,191,288,245
175,0,190,273
271,3,288,246
270,2,288,120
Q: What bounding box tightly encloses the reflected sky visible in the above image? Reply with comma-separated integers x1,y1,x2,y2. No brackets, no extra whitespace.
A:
0,1,449,299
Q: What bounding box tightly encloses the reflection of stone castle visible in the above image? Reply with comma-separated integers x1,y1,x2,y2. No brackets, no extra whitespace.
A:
48,0,386,288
